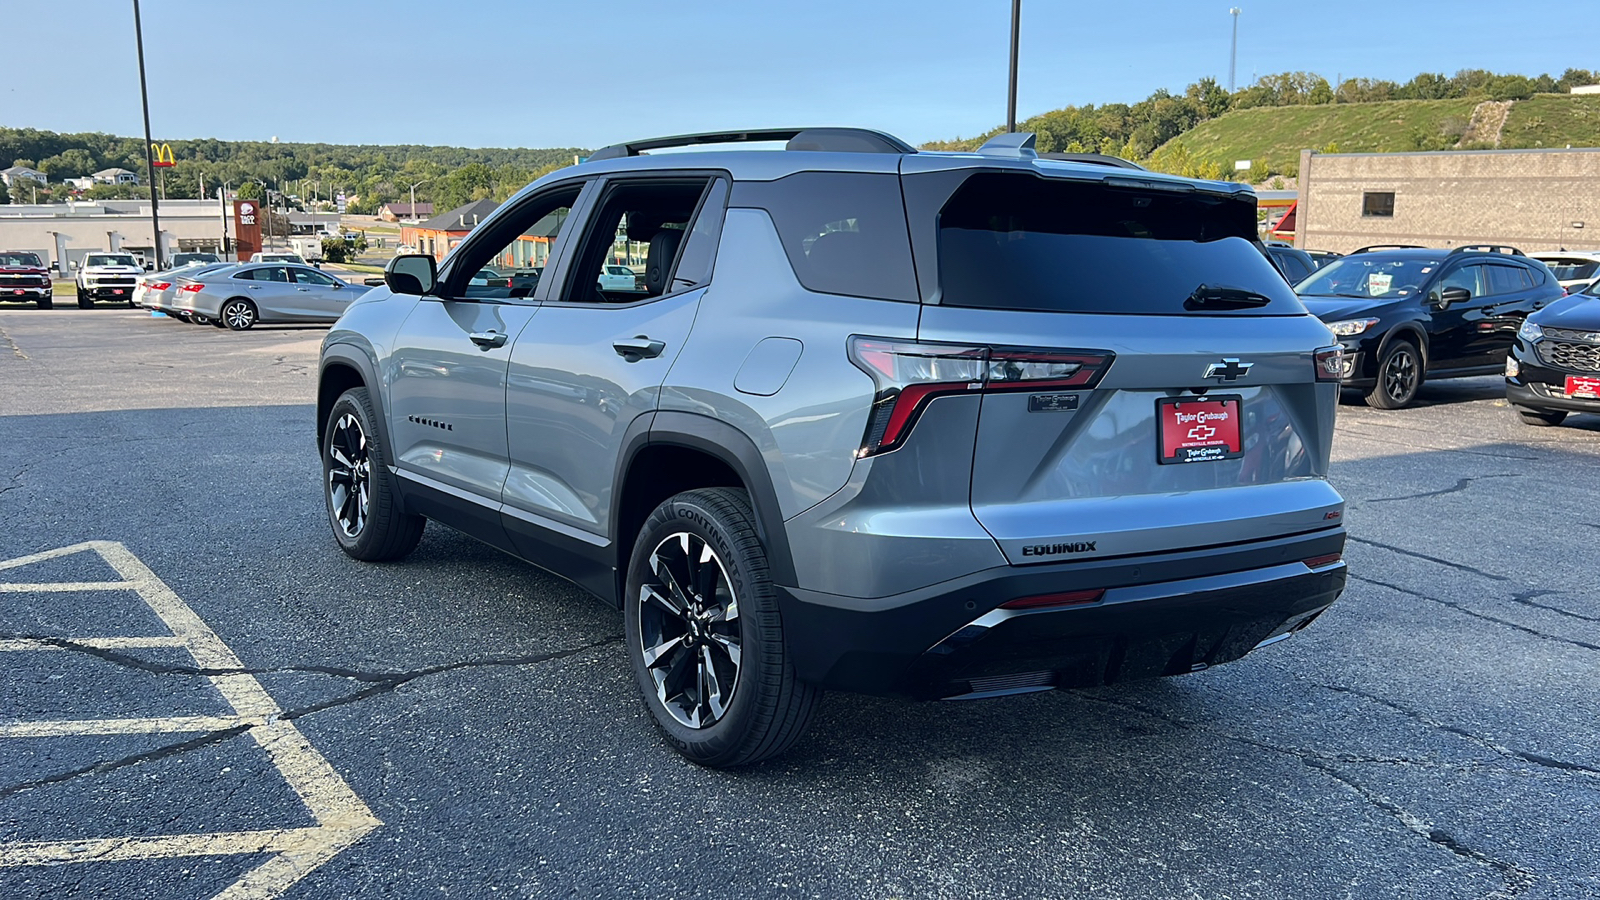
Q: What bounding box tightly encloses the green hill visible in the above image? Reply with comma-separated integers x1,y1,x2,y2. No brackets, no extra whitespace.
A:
1161,94,1600,177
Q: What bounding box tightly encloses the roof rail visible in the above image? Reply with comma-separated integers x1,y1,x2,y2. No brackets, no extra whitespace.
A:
1038,151,1147,170
1448,244,1526,257
587,128,916,162
1350,244,1425,254
977,132,1037,158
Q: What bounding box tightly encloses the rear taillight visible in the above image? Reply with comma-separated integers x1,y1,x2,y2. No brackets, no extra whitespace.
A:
150,282,171,291
848,337,1113,457
179,283,203,292
999,589,1105,611
1314,345,1345,382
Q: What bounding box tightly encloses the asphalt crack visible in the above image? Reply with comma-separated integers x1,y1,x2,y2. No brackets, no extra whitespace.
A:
1364,473,1521,504
1352,574,1600,654
1348,536,1511,582
0,635,622,799
1075,692,1540,897
0,323,26,360
1505,588,1600,625
0,468,24,498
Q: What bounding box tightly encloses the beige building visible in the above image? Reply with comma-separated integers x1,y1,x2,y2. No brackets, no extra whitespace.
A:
1294,147,1600,254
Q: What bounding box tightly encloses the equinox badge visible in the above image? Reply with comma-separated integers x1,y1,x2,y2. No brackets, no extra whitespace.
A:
1204,358,1254,382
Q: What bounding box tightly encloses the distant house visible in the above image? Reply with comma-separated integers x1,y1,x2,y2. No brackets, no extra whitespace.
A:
1,165,47,188
377,202,434,223
401,199,501,261
91,168,140,186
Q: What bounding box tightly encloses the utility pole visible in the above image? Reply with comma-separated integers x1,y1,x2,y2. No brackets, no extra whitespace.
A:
132,0,164,269
408,178,431,218
1228,8,1241,93
1006,0,1021,132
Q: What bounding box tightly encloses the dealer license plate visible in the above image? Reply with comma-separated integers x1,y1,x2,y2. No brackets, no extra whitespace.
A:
1158,396,1244,464
1566,375,1600,399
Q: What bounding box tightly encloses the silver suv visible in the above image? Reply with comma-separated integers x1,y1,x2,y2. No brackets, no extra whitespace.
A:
317,128,1349,766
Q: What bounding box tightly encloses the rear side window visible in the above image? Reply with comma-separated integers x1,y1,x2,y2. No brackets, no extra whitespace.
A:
730,173,917,302
932,172,1300,315
1486,264,1532,295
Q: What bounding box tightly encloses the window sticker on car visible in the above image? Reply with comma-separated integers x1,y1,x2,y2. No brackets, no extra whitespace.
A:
1367,273,1393,294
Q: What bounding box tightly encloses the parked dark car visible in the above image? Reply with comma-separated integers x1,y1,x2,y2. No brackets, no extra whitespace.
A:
1296,245,1564,408
1265,245,1318,284
1305,250,1342,270
1505,281,1600,425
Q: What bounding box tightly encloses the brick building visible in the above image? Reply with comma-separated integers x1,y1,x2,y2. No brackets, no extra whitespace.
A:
400,199,500,261
1293,147,1600,254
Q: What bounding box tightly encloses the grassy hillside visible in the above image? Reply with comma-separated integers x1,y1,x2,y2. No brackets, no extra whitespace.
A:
1161,95,1600,177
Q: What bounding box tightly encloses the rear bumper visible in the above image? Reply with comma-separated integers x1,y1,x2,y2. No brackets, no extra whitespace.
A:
777,528,1346,699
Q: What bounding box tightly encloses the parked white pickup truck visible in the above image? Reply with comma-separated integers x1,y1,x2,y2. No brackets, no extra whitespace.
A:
75,252,145,308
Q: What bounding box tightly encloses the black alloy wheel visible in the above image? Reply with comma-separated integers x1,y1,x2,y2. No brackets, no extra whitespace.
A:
637,531,744,729
1366,341,1422,409
221,298,257,330
624,488,820,767
321,387,424,561
326,412,371,540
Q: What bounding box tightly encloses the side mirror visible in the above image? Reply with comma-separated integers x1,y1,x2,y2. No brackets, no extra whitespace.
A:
385,254,436,295
1437,286,1471,309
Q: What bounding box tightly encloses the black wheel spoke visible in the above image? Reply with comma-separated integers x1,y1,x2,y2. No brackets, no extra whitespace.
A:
326,412,371,538
637,529,743,730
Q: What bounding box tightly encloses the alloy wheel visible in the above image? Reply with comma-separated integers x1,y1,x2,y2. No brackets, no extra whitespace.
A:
326,413,371,538
1383,348,1418,404
223,301,255,330
637,532,743,729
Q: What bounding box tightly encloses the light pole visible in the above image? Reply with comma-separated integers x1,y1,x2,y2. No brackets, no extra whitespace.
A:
407,178,431,218
1228,8,1241,93
132,0,164,270
252,179,272,249
1006,0,1021,132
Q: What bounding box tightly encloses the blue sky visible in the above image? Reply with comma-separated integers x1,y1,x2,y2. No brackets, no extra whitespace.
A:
2,1,1595,150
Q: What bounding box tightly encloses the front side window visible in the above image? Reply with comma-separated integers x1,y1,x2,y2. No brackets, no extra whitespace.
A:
1436,264,1484,298
292,268,340,286
451,185,581,301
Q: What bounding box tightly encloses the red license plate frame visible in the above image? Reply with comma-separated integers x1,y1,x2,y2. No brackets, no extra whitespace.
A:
1566,375,1600,399
1157,395,1245,464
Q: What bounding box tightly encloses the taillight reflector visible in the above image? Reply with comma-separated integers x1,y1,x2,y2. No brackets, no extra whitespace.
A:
1314,345,1345,382
999,589,1105,610
1303,553,1342,569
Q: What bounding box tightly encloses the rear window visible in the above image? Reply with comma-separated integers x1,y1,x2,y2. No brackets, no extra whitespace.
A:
931,172,1300,315
1543,259,1598,281
730,172,917,302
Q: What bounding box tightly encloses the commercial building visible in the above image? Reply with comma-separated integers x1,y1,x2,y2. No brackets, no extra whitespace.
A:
1291,147,1600,254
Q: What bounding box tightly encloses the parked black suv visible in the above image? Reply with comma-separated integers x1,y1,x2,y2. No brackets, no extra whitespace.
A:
1296,245,1563,408
1505,280,1600,426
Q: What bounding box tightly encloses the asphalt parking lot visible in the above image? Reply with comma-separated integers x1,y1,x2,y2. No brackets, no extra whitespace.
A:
1,306,1597,900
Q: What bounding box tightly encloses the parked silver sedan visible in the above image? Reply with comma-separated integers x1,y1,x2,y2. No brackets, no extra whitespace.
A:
144,262,236,320
175,263,372,330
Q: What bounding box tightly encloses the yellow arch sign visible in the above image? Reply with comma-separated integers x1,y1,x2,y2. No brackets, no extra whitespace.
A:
150,142,175,168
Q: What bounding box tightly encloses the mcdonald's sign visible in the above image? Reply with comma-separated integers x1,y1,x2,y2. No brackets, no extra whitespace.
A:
150,143,175,168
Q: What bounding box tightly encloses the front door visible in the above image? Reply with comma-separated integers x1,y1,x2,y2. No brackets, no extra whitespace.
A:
289,266,356,319
386,180,590,546
1428,263,1487,372
503,176,726,549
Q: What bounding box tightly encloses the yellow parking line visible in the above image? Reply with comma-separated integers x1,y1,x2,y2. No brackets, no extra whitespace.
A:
0,541,381,899
0,636,188,652
0,716,253,737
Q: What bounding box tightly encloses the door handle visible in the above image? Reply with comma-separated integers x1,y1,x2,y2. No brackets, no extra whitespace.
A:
248,285,262,290
469,330,507,350
296,287,310,292
613,336,666,361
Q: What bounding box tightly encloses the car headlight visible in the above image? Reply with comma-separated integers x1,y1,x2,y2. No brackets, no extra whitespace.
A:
1327,318,1380,337
1518,320,1543,342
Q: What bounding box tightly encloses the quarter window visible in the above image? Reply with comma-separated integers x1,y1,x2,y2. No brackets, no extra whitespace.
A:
1361,192,1396,218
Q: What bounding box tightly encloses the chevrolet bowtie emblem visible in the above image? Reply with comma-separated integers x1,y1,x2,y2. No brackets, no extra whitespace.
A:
1204,358,1253,381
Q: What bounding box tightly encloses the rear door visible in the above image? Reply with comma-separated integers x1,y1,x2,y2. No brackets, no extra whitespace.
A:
905,165,1343,565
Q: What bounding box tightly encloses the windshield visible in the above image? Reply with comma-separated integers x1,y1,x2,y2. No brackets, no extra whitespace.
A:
0,252,42,267
86,254,138,267
1296,254,1442,298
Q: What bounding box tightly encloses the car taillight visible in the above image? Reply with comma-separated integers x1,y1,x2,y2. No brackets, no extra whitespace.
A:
150,282,170,291
848,337,1114,457
1314,345,1345,382
179,283,203,292
999,589,1105,611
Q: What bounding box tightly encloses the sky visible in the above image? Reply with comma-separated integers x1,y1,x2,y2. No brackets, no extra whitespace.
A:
2,1,1596,151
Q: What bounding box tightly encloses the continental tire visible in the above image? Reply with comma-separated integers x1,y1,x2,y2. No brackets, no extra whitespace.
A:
624,487,820,767
322,387,424,561
1365,339,1422,409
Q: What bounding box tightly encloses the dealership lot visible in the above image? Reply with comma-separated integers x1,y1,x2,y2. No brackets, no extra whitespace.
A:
1,308,1597,899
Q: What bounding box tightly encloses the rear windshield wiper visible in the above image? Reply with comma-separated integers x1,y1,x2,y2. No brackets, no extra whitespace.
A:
1185,284,1274,311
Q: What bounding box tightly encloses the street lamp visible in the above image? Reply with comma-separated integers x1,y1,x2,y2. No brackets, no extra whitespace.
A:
1228,8,1241,93
131,0,164,270
407,178,431,218
252,179,272,249
1006,0,1021,132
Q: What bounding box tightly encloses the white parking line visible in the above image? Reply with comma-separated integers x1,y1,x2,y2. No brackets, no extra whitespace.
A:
0,541,381,899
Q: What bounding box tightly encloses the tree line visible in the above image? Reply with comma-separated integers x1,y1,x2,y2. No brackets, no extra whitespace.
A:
0,128,586,212
922,67,1600,179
